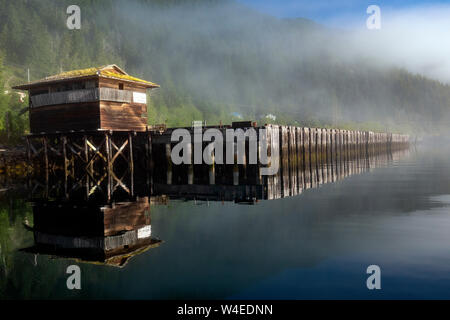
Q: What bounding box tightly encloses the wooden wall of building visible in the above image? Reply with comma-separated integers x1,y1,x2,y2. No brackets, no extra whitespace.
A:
98,78,147,93
99,78,148,132
28,77,150,133
30,102,100,133
100,101,147,131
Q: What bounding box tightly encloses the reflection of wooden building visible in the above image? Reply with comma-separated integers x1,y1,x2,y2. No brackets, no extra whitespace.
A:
21,197,162,268
13,65,159,133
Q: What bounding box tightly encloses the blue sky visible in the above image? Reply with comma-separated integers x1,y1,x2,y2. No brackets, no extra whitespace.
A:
238,0,445,26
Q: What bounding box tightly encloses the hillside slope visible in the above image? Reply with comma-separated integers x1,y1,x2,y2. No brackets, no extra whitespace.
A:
0,0,449,143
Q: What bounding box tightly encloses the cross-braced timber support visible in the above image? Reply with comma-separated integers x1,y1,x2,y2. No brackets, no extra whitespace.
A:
26,131,139,202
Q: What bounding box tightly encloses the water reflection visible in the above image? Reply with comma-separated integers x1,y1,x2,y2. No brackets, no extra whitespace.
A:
152,148,409,202
20,197,161,268
18,146,410,267
13,138,450,301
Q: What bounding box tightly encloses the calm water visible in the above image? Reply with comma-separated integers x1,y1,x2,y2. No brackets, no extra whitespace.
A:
1,143,450,299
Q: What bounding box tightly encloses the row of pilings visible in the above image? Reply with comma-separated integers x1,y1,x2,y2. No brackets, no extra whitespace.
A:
24,124,410,203
277,126,410,168
151,123,410,187
270,126,409,200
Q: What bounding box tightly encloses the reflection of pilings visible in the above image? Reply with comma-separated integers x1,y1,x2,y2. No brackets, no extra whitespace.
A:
146,131,154,194
301,127,308,189
154,146,410,203
288,126,298,196
233,164,239,186
188,143,194,185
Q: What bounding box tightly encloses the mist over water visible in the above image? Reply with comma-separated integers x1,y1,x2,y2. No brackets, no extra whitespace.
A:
344,5,450,82
100,0,450,134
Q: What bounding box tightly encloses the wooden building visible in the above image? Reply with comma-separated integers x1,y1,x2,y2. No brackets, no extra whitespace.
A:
13,65,159,133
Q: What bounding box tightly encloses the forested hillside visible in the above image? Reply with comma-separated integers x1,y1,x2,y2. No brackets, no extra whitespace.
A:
0,0,449,144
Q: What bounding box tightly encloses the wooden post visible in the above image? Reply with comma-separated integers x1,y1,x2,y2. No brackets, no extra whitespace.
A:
345,130,349,174
321,128,326,164
302,127,306,172
188,142,194,185
315,128,320,185
129,132,134,197
106,132,112,201
43,136,49,198
334,129,338,180
329,129,334,182
296,126,303,193
288,126,297,196
280,126,289,197
62,135,68,199
307,128,312,188
325,129,329,165
84,135,89,198
147,131,154,194
338,130,342,165
209,150,215,185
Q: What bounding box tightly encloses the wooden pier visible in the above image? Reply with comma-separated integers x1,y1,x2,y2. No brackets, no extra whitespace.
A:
26,122,410,204
23,131,408,274
13,64,409,203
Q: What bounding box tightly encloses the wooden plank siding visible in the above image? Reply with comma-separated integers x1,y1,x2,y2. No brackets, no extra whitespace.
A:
100,101,147,132
99,78,148,132
28,78,150,133
99,78,148,93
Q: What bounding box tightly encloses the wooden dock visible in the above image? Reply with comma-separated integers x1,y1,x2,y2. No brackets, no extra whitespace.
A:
15,65,410,200
26,122,410,204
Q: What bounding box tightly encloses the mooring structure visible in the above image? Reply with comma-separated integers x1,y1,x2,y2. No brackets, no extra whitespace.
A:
14,65,410,203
